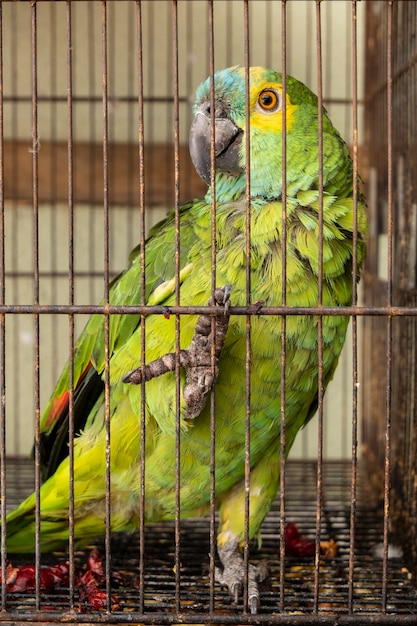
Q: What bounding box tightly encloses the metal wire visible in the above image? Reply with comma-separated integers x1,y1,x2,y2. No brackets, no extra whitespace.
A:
381,0,394,614
172,0,182,612
347,0,359,613
243,0,252,613
0,0,6,613
313,1,324,612
136,0,146,614
65,0,76,610
30,1,42,610
207,1,217,614
279,0,288,613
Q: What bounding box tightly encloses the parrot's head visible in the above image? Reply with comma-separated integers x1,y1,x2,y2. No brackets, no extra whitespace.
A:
190,66,349,203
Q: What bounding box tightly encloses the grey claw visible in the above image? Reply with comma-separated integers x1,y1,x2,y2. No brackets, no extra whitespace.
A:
222,283,232,304
249,596,258,614
198,372,214,393
213,284,232,313
222,284,232,314
232,582,240,605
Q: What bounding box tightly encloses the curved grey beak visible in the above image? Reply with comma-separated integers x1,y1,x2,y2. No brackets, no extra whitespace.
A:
189,99,244,185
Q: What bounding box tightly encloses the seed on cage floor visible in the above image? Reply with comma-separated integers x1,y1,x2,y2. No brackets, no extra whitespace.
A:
371,543,403,560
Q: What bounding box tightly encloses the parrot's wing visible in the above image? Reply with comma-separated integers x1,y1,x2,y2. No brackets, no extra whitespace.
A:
38,199,203,480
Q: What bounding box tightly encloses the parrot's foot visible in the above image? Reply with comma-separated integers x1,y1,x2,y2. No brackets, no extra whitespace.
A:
182,284,231,418
123,285,231,419
215,536,269,614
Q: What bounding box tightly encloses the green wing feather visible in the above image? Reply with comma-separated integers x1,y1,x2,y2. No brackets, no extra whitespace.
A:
38,201,198,479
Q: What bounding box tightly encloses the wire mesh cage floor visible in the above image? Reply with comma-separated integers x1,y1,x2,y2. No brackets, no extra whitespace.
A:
4,458,417,623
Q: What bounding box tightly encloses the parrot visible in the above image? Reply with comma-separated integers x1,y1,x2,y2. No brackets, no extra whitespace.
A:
4,66,367,612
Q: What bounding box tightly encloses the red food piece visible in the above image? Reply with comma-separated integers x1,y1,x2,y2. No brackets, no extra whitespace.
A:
284,523,316,558
0,561,70,593
2,549,124,611
85,588,120,612
5,565,55,593
78,568,99,588
83,549,130,587
284,523,302,545
46,563,70,587
86,549,104,578
78,566,120,612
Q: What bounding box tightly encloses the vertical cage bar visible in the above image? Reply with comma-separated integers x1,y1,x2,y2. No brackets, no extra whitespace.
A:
243,0,252,613
47,3,60,391
136,0,146,614
172,0,182,613
279,0,288,614
382,0,394,613
66,0,76,610
145,2,155,206
313,0,324,613
264,0,273,69
207,0,216,616
347,0,359,613
9,6,20,457
100,0,112,612
184,1,195,203
0,0,6,611
30,1,42,609
125,6,137,252
225,1,233,67
338,0,354,463
87,4,98,304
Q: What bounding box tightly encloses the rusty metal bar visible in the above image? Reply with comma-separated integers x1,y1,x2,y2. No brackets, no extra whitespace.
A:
123,6,139,245
3,271,122,279
30,1,42,610
382,0,394,614
171,0,182,613
207,0,216,615
347,0,359,614
87,2,98,303
0,303,416,317
243,0,252,614
0,95,188,104
0,0,6,613
0,611,415,626
47,3,60,391
65,0,76,611
136,0,146,615
7,3,21,459
100,0,112,612
0,94,356,106
279,0,288,614
313,0,324,611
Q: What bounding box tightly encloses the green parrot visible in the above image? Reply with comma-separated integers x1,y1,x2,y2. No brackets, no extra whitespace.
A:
5,66,367,612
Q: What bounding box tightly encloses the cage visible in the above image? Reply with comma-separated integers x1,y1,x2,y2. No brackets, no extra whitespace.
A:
0,0,416,624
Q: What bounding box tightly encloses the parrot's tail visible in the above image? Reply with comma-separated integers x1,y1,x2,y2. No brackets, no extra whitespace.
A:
4,491,71,553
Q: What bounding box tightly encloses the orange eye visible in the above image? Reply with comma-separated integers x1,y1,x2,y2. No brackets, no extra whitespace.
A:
257,89,281,113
